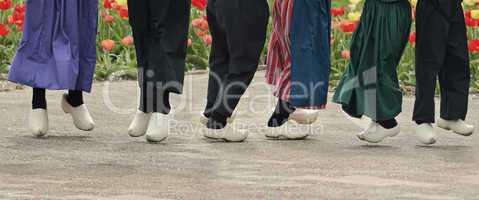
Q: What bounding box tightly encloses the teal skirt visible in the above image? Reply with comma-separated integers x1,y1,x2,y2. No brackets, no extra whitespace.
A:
333,0,412,121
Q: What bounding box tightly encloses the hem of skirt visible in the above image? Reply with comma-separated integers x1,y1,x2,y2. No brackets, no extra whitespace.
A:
7,79,92,93
297,105,327,110
270,87,327,110
332,100,400,121
138,108,170,115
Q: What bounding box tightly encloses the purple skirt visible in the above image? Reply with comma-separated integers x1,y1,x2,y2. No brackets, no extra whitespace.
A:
8,0,98,92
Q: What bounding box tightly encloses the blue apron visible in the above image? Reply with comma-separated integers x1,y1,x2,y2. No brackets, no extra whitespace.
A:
8,0,98,92
289,0,331,108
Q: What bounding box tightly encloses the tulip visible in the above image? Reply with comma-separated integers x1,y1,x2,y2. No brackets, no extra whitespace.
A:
203,35,212,45
0,24,10,36
463,0,475,6
409,0,417,7
409,31,416,44
103,0,113,9
192,0,207,10
101,39,116,52
341,50,351,60
117,7,128,19
471,10,479,20
348,12,361,22
199,20,209,31
349,0,361,5
339,20,357,33
191,18,203,27
465,17,476,27
121,36,134,46
116,0,127,7
468,39,479,53
0,0,12,10
103,15,114,23
331,7,346,17
196,31,207,37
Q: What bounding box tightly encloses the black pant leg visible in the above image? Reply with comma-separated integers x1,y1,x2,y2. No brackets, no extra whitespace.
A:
32,88,47,109
213,71,256,117
413,0,448,123
211,0,270,117
128,0,149,74
223,0,270,74
204,0,230,117
439,5,470,121
147,0,190,94
128,0,169,113
130,0,189,113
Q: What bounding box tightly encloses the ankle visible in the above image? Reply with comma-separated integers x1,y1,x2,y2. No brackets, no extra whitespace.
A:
207,113,227,129
67,91,84,107
415,120,431,125
377,119,398,129
267,113,289,127
32,88,47,109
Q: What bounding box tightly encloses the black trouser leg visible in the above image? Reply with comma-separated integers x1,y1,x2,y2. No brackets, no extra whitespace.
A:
129,0,189,114
413,63,439,124
207,0,269,122
212,71,257,118
438,7,470,121
376,119,398,129
204,2,229,117
413,0,448,124
414,0,469,124
67,90,84,107
207,71,256,129
32,88,47,109
139,85,171,114
268,98,296,127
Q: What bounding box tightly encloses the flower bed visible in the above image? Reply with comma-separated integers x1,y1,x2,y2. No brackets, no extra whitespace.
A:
0,0,478,91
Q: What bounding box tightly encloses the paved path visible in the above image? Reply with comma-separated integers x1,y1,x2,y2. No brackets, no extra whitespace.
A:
0,72,478,199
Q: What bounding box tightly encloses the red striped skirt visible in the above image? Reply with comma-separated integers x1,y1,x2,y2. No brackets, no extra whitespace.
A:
265,0,294,102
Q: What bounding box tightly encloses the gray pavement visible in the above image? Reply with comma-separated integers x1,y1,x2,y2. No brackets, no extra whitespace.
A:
0,72,478,200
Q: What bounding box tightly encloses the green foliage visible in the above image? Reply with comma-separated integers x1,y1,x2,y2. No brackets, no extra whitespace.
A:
0,0,478,92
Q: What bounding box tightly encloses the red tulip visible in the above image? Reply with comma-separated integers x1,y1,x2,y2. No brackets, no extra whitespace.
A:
191,18,203,27
339,20,357,33
465,10,472,19
101,39,116,52
203,35,212,45
0,24,10,36
465,17,476,27
468,39,479,53
196,31,207,37
341,50,350,60
331,7,345,17
116,6,128,19
409,31,416,44
103,0,113,9
199,20,209,31
0,0,12,10
192,0,207,10
103,15,114,23
121,36,134,46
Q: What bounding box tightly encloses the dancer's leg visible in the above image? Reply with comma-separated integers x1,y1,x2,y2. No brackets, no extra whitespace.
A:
268,98,296,127
436,5,474,136
31,88,49,137
376,119,398,129
32,88,47,109
204,0,229,118
67,90,84,107
207,0,269,128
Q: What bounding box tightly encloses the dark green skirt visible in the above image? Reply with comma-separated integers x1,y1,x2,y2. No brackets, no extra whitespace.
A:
332,0,412,121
